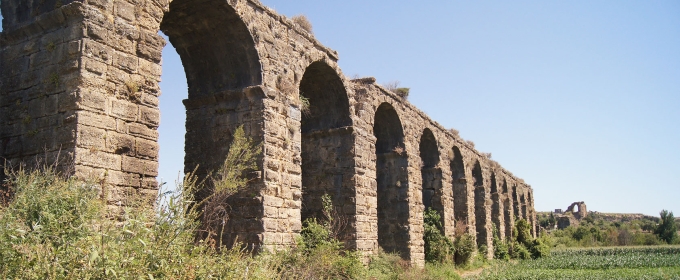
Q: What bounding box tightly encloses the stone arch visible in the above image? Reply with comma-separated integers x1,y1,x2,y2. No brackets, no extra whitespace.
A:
472,161,488,249
299,61,354,232
420,128,442,213
161,0,262,98
451,146,467,224
374,102,410,259
158,0,265,250
158,0,266,181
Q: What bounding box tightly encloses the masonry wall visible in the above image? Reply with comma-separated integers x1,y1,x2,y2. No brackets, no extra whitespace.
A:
1,0,537,266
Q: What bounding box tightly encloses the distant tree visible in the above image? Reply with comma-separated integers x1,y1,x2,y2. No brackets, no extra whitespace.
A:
654,210,678,244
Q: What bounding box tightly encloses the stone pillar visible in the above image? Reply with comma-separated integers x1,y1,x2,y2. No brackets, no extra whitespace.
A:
1,1,163,210
1,2,84,180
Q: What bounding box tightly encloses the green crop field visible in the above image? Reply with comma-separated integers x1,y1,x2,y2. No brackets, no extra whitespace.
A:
467,246,680,280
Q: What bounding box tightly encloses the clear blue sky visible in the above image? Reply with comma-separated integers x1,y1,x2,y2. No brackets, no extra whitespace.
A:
2,1,679,216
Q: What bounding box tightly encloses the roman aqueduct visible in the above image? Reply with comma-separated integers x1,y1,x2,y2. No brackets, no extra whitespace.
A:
0,0,536,265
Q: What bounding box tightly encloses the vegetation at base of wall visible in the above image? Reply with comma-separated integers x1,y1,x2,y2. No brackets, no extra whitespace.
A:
492,225,509,260
423,208,455,263
0,128,472,279
0,168,471,279
454,233,476,266
490,218,549,261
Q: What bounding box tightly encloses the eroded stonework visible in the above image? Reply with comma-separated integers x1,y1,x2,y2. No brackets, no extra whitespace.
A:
0,0,537,266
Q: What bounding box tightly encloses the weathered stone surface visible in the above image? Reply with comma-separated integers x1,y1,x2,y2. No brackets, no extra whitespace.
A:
1,0,537,267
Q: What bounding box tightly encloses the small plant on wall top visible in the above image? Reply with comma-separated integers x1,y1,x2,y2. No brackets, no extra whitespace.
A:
292,15,313,34
384,81,410,100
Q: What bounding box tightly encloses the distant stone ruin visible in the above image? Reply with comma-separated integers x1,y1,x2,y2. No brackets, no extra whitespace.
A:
0,0,536,266
557,201,587,229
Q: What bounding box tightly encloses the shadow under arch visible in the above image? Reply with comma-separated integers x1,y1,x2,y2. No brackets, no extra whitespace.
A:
299,60,354,240
472,160,487,249
420,128,442,215
490,172,502,239
502,178,513,240
451,146,467,224
512,185,520,219
374,102,410,259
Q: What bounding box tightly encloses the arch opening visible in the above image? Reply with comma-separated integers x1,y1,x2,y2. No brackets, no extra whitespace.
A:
472,161,488,249
451,146,467,224
299,61,353,235
512,185,520,219
158,0,264,250
161,0,262,98
374,103,410,259
490,173,502,240
420,129,442,213
502,179,513,240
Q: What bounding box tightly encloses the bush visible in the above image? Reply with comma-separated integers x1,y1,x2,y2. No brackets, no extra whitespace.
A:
423,209,455,263
530,238,551,259
512,242,532,260
277,217,365,279
492,224,510,260
292,15,313,34
454,233,476,265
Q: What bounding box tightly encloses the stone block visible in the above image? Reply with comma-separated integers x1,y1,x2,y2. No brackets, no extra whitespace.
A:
139,105,159,127
83,39,112,63
110,99,138,121
77,125,106,148
135,137,158,159
128,123,158,140
138,58,162,77
88,0,112,10
137,31,164,63
121,156,158,176
77,87,108,112
113,51,138,73
115,0,137,22
86,22,109,43
106,131,135,156
75,147,122,170
74,111,115,131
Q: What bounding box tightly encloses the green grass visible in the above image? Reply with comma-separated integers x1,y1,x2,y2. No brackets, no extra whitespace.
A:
467,246,680,280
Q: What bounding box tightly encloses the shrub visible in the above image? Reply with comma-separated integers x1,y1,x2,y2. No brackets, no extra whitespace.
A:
366,249,407,279
492,224,510,260
299,93,311,116
454,233,475,265
515,218,533,246
512,242,532,260
292,15,313,34
530,238,551,259
277,218,365,279
383,81,410,100
196,125,261,247
394,88,410,99
423,209,455,263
